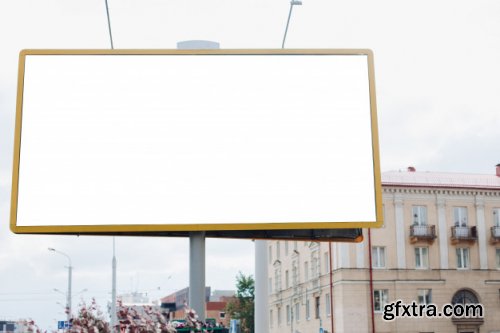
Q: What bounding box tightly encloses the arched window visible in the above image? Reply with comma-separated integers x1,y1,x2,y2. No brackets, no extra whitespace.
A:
451,289,479,305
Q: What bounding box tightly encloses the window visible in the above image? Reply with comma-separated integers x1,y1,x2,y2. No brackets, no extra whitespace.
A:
285,270,289,289
456,248,470,269
292,260,299,287
372,246,386,268
268,245,272,264
454,207,468,227
325,293,331,316
269,310,273,328
286,305,291,324
268,277,272,294
285,241,289,256
306,299,310,320
276,241,281,260
311,249,320,278
374,289,388,312
304,261,309,281
274,267,282,291
451,289,479,305
278,307,282,326
295,303,300,322
418,289,432,305
219,311,226,319
494,208,500,227
315,296,320,319
413,206,428,225
496,249,500,269
415,247,429,269
324,251,330,273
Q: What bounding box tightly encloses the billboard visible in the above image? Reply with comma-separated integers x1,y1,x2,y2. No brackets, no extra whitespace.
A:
11,49,382,238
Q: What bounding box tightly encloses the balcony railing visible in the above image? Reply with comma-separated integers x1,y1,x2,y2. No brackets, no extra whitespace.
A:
451,226,477,243
490,226,500,243
409,225,436,243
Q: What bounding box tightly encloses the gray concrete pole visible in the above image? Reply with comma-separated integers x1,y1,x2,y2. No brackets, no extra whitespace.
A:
255,240,269,333
189,231,206,321
176,39,219,324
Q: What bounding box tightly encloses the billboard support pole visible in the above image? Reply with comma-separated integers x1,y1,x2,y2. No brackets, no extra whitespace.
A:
189,231,206,321
176,40,220,322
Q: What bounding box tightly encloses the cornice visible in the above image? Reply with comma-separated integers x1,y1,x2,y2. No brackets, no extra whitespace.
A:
383,187,500,197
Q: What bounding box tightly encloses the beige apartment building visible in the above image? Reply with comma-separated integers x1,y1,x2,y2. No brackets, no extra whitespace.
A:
267,166,500,333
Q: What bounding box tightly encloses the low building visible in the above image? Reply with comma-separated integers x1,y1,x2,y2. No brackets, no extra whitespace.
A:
267,165,500,333
161,288,235,326
0,321,16,333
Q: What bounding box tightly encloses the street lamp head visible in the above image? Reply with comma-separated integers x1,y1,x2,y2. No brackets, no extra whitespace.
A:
291,0,302,5
48,247,55,252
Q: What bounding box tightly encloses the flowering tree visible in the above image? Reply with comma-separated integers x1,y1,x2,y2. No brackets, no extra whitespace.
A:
183,303,203,331
17,319,45,333
116,300,176,333
69,299,111,333
16,299,216,333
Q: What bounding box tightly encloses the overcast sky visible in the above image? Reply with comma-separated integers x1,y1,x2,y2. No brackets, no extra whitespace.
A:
1,0,500,330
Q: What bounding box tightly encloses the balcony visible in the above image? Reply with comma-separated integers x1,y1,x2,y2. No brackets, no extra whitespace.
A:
490,226,500,244
409,225,437,243
451,226,477,244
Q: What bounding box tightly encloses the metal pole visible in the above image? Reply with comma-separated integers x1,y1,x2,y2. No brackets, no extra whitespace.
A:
104,0,114,49
254,240,269,333
329,242,334,333
49,248,72,322
68,265,72,322
102,3,117,328
282,3,294,49
368,229,376,333
281,0,302,49
111,238,118,332
189,231,206,321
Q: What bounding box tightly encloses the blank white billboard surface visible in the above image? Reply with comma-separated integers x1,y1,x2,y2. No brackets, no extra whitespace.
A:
11,50,382,234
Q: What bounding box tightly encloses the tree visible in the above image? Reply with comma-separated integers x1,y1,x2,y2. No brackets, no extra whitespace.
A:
225,272,254,333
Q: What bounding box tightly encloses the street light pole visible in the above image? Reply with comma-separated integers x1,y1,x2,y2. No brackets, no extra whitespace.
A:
282,0,303,48
49,248,72,322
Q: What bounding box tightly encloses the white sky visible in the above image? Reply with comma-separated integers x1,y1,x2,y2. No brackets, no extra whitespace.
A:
1,0,500,330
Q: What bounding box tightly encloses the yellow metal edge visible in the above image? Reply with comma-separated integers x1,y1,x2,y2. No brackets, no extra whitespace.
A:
19,48,374,56
11,221,378,234
366,50,384,229
10,51,26,234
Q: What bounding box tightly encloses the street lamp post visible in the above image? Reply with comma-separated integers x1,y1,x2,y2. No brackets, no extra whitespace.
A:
282,0,303,48
49,248,72,322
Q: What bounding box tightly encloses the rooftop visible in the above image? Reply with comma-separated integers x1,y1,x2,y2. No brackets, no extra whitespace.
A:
382,166,500,190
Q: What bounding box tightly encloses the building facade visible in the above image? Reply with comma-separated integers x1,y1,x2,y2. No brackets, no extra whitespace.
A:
267,166,500,333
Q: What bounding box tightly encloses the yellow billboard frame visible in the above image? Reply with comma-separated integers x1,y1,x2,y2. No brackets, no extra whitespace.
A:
10,49,383,236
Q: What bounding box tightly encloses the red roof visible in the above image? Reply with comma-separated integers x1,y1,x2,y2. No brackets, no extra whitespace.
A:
382,170,500,190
